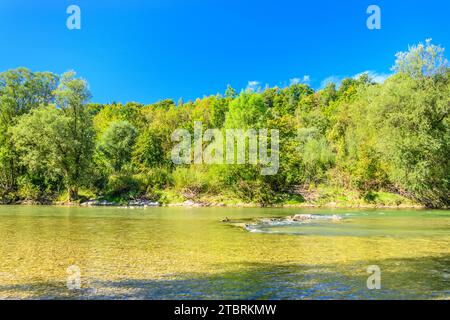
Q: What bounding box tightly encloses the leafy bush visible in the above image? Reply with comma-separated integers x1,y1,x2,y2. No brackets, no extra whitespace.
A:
106,174,140,198
17,176,41,201
172,166,215,199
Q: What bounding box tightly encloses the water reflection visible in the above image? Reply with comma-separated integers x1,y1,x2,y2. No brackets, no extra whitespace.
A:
0,206,449,299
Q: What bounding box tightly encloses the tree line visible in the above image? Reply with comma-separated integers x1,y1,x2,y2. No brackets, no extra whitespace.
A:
0,40,448,208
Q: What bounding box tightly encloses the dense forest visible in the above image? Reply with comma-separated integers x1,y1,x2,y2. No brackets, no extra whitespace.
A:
0,40,449,208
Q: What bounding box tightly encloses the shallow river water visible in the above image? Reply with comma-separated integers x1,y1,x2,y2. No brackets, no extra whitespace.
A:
0,206,449,299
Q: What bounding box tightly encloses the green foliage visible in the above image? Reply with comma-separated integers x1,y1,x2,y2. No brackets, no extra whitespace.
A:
300,132,335,183
134,167,173,198
0,68,59,199
0,40,448,207
172,166,213,198
98,121,137,172
217,165,277,205
17,176,41,201
12,106,66,176
106,174,140,198
93,102,142,136
224,92,267,129
393,39,449,78
132,127,166,169
10,71,94,201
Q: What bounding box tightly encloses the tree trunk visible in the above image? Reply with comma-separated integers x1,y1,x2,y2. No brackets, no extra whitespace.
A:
68,187,78,201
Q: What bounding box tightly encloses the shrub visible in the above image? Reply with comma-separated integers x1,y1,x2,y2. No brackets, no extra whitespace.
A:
17,176,41,201
172,166,212,199
106,174,140,198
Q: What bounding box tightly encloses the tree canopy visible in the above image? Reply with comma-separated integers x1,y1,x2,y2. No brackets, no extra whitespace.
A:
0,40,448,207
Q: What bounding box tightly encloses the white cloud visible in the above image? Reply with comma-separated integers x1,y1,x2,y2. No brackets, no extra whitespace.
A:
320,71,391,89
320,75,343,89
353,70,391,84
290,75,310,86
246,80,260,91
302,75,310,84
289,78,301,85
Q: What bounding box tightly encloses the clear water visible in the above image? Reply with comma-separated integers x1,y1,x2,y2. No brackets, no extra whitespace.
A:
0,206,449,299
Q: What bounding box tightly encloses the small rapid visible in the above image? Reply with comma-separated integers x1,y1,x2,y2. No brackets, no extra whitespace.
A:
243,214,344,234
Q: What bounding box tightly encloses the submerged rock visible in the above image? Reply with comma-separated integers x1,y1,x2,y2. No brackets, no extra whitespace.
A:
127,200,160,207
81,200,117,206
237,213,345,234
168,200,208,207
292,214,313,221
291,214,342,222
80,199,160,207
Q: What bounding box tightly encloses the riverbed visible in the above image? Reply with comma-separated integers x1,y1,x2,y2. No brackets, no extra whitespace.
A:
0,206,448,299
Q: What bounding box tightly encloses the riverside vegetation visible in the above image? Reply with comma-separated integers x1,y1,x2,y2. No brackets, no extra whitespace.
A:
0,40,449,208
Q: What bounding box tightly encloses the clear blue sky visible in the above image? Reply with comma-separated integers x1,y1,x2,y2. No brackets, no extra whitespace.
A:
1,0,449,104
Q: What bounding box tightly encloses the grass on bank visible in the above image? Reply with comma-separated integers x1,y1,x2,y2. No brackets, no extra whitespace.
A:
52,184,419,208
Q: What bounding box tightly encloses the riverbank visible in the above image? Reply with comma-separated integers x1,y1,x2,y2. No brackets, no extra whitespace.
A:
7,202,426,210
6,186,432,209
13,197,426,209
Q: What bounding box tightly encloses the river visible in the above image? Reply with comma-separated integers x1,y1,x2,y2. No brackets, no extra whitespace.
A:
0,206,449,299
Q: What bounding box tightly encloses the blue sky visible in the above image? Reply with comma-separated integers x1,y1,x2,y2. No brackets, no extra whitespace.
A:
0,0,449,104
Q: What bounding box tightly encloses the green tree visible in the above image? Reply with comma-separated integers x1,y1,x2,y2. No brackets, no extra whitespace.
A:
132,128,166,170
0,68,58,201
13,101,94,201
11,106,71,194
98,121,137,172
53,72,95,200
393,39,449,78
